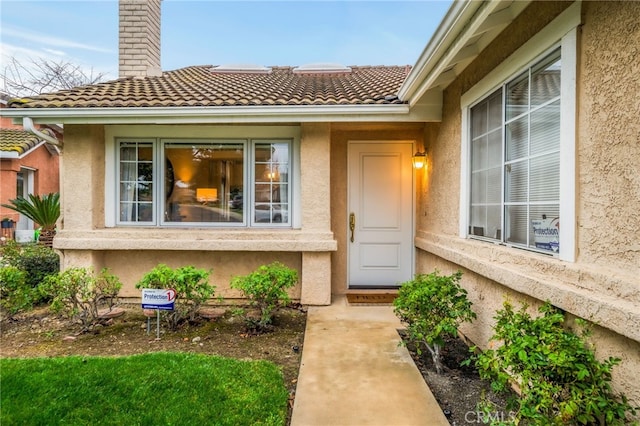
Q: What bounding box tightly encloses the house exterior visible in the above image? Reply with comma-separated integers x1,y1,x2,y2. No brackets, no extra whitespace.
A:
2,0,638,405
0,99,60,241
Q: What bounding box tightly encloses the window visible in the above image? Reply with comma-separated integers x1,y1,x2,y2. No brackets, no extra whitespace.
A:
117,139,292,227
469,49,561,254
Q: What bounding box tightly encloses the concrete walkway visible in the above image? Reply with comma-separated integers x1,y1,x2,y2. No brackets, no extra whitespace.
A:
291,296,449,426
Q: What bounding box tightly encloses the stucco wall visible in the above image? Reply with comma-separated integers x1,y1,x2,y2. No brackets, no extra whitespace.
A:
417,1,640,407
330,123,426,294
578,1,640,271
55,123,335,305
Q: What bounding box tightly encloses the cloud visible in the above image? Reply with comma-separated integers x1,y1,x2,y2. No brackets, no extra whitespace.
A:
42,48,68,57
2,26,113,54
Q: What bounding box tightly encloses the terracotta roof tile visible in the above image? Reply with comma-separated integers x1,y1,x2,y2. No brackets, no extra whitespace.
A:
9,65,410,109
0,128,41,154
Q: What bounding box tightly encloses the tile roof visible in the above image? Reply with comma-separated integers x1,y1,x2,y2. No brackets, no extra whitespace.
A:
9,65,411,109
0,128,41,154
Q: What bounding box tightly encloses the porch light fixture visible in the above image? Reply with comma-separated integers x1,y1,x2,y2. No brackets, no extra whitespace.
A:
412,151,427,169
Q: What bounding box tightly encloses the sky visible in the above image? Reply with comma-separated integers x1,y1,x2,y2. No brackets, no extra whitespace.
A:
0,0,452,85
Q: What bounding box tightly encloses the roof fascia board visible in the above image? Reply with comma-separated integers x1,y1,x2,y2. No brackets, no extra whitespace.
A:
398,0,531,104
0,104,434,124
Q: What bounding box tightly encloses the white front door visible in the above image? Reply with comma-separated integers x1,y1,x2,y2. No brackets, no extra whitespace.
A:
347,142,414,288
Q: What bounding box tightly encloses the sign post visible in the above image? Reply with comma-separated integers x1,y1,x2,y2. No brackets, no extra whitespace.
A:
141,288,176,339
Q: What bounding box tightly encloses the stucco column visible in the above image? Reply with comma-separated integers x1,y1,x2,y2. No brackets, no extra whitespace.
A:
300,123,331,230
300,123,332,305
301,252,332,305
60,125,105,231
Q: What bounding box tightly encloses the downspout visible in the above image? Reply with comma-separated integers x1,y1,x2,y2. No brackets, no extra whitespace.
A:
23,117,62,147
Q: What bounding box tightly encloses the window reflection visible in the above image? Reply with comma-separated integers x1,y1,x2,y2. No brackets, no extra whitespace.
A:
164,143,244,223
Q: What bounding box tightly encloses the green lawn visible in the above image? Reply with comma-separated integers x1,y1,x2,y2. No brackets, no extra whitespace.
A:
1,352,288,425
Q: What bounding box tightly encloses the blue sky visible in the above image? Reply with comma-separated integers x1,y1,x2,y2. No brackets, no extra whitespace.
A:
0,0,452,82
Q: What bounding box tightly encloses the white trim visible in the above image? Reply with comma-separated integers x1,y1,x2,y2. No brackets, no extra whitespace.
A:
459,2,580,261
0,140,48,159
105,125,301,229
459,110,470,238
2,104,414,124
559,27,578,262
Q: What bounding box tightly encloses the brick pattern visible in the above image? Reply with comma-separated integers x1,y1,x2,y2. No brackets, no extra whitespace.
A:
10,65,410,108
119,0,162,78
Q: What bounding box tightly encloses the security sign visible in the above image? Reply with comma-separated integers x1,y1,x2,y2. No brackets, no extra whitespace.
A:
141,288,177,310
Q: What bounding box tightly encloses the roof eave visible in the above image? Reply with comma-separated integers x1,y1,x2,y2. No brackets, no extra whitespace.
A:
399,0,532,108
0,104,437,124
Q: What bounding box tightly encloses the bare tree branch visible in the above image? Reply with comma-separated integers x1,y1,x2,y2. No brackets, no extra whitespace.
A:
1,56,107,98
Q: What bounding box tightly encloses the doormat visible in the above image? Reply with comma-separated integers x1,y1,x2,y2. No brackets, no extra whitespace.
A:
346,293,397,305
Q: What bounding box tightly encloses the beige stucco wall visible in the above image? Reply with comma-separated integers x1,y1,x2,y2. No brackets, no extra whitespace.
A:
416,1,640,407
329,123,426,295
55,123,336,305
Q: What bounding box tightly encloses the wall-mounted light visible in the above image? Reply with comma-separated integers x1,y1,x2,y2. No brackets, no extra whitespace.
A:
412,151,427,169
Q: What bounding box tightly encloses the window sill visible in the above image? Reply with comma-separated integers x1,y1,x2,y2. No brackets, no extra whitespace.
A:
54,228,337,252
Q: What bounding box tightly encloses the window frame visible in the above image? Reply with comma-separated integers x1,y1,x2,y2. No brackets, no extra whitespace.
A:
459,3,578,262
113,136,295,229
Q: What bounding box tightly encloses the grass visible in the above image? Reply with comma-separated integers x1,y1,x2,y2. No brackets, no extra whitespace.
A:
1,352,289,426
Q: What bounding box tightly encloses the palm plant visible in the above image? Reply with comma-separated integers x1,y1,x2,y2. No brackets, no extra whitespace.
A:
2,193,60,247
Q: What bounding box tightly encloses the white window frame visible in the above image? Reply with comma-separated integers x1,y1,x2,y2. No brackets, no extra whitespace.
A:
105,125,300,229
460,2,578,262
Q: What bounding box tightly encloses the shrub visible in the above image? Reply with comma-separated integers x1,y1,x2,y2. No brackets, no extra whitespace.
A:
0,266,32,316
0,241,59,304
135,264,214,330
230,261,298,331
40,267,122,328
471,301,638,425
393,270,476,374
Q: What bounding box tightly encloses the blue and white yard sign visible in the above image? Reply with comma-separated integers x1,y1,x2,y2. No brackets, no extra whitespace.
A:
141,288,177,310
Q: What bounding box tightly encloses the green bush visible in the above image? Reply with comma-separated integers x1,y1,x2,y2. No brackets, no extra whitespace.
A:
393,270,476,374
135,264,214,330
471,301,638,425
0,241,59,304
230,261,298,331
40,267,122,328
0,266,32,316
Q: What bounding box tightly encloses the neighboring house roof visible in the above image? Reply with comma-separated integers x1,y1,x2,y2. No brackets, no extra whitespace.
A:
0,128,41,155
8,65,410,109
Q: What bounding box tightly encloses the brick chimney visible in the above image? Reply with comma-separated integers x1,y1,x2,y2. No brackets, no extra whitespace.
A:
119,0,162,78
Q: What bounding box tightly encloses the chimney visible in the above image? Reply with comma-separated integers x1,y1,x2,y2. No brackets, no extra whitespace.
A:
119,0,162,78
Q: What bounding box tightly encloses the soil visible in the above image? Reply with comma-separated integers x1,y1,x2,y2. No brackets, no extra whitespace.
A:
1,304,509,426
400,332,515,426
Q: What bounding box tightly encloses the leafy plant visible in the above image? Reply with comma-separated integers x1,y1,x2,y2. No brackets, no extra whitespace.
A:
1,241,59,304
1,193,60,247
470,301,638,425
230,261,298,331
135,264,214,330
0,266,32,316
40,267,122,328
393,270,476,374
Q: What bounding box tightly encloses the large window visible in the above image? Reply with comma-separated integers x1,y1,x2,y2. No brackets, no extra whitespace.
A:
117,139,292,227
469,49,561,254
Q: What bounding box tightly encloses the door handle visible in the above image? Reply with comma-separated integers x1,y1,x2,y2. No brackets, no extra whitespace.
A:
349,212,356,243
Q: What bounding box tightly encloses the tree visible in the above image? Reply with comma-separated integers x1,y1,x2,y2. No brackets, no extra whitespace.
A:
1,56,107,98
2,193,60,248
